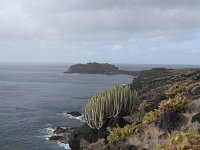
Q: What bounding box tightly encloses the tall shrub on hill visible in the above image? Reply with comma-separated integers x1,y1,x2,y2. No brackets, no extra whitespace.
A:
83,84,137,129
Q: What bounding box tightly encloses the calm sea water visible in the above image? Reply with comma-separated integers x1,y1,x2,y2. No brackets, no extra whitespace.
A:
0,63,199,150
0,64,134,150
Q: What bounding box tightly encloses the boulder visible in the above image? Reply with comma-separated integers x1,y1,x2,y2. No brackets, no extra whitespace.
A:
67,111,81,117
192,112,200,123
49,136,65,141
53,127,76,134
98,117,129,139
159,111,184,131
68,123,98,150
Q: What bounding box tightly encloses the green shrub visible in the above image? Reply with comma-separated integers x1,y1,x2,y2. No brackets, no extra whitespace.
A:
107,123,140,144
142,110,161,124
165,81,200,97
83,84,137,129
139,100,150,111
158,94,188,113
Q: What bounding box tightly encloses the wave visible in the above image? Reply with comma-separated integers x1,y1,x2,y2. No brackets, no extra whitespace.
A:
58,142,71,150
63,113,85,122
39,127,71,150
39,127,54,140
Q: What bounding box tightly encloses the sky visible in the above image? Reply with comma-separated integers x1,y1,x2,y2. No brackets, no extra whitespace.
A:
0,0,200,64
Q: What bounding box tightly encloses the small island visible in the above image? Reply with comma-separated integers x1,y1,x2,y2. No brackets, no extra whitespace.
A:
64,62,137,75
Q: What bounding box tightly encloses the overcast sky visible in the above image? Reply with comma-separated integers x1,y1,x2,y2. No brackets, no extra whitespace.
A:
0,0,200,64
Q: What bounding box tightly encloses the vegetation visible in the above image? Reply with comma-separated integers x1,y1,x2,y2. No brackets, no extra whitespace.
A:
139,100,150,111
107,94,190,143
154,129,200,150
142,110,161,124
165,81,200,97
107,123,141,144
158,94,189,113
83,84,137,129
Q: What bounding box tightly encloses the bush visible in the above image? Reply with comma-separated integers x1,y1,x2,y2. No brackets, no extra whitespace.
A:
139,100,150,111
142,110,161,125
107,123,140,144
158,94,188,113
154,129,200,150
165,81,200,97
83,84,137,129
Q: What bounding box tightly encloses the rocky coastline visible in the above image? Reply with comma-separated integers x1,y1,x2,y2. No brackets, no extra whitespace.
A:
50,67,200,150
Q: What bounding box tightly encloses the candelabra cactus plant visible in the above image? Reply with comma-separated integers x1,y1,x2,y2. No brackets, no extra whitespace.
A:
83,84,137,129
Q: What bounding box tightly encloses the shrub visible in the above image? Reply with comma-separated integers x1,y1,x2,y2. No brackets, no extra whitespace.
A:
139,100,150,111
142,110,161,124
154,129,200,150
83,84,137,129
158,94,188,113
107,123,141,144
165,81,200,97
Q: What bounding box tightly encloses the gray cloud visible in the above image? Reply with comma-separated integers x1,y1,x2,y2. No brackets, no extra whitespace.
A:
0,0,200,64
0,0,200,40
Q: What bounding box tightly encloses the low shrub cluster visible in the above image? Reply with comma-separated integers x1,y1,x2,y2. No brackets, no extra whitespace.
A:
107,123,141,144
165,81,200,97
154,129,200,150
107,94,190,144
138,100,150,111
142,110,161,124
158,94,188,113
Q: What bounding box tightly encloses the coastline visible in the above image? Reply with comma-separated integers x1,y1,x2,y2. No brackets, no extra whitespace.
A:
48,67,200,150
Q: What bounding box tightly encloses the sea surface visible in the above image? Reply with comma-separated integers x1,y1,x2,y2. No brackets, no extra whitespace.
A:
0,63,199,150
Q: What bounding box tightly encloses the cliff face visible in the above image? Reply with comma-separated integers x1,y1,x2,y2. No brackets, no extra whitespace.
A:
65,62,136,75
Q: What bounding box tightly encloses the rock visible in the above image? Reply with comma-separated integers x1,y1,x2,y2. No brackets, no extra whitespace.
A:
83,139,110,150
49,136,65,141
159,111,184,131
67,111,81,117
143,93,167,112
127,145,138,150
132,77,142,90
191,86,200,95
68,131,80,150
192,112,200,123
68,123,98,150
108,117,129,128
98,117,129,139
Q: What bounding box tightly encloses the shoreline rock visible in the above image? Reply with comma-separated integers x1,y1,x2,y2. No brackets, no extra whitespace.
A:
67,112,82,117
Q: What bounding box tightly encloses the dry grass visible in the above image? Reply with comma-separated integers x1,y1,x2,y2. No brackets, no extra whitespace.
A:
126,124,165,149
125,98,200,150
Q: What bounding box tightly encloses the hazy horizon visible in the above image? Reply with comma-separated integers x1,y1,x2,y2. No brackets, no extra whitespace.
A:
0,0,200,65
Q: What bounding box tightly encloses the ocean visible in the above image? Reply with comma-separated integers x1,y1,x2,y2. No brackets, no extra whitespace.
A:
0,63,199,150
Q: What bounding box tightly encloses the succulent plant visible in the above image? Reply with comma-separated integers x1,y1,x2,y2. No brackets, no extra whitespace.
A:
83,84,137,129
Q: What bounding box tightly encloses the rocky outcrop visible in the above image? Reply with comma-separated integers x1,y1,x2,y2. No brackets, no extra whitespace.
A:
192,112,200,123
68,117,130,150
64,62,137,75
49,127,77,144
67,112,81,117
159,111,185,131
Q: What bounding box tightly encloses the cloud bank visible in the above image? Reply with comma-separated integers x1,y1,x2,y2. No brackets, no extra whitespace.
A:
0,0,200,64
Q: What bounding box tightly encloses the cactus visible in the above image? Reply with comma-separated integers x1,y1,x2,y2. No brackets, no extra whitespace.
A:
83,84,137,129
